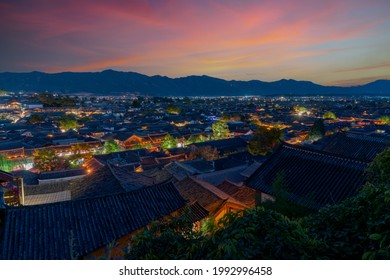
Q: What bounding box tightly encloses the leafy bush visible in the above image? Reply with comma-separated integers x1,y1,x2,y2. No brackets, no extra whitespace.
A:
304,183,390,259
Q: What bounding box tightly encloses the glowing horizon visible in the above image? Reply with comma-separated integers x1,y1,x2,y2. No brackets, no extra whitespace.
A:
1,0,389,86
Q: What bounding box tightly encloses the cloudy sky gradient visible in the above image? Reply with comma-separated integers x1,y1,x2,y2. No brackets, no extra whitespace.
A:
1,0,389,85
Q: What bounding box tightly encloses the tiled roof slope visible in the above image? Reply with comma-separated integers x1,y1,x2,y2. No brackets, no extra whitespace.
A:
319,132,389,161
0,181,185,260
216,180,256,208
70,166,125,200
70,164,164,200
175,177,225,213
246,144,368,210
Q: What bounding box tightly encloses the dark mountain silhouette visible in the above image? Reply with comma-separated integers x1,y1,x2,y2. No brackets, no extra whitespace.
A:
0,69,389,96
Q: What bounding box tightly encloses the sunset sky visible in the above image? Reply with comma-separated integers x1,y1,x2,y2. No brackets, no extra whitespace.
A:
1,0,389,86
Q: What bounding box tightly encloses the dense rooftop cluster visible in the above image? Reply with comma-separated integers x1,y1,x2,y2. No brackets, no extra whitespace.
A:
0,90,389,259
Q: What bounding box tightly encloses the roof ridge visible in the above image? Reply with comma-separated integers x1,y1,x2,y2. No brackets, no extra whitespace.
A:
14,180,178,209
190,176,247,207
282,142,370,164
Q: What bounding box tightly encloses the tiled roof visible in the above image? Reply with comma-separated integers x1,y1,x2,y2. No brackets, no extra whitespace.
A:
246,143,368,210
174,177,226,213
107,165,157,190
196,165,247,186
216,180,256,208
38,168,87,181
174,177,246,213
70,163,168,200
179,201,209,223
70,166,125,200
192,137,247,153
1,181,185,260
182,159,215,173
23,191,71,205
12,170,39,185
319,132,389,161
164,161,197,181
92,149,147,165
240,161,263,178
0,170,14,183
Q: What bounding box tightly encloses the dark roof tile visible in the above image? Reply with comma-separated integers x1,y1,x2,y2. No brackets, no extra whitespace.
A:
246,143,368,210
1,181,185,259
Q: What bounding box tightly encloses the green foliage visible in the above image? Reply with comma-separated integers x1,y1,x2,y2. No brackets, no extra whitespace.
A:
166,104,183,114
68,143,93,167
221,113,231,122
306,119,325,142
57,114,79,131
366,147,390,185
0,155,16,172
323,111,337,120
102,140,123,154
304,183,390,259
204,208,323,259
0,155,13,172
293,106,308,114
161,134,177,150
126,207,324,260
126,211,206,260
212,121,230,140
189,145,219,160
33,149,68,171
185,134,209,145
248,126,282,156
28,114,45,124
378,116,390,124
37,93,77,107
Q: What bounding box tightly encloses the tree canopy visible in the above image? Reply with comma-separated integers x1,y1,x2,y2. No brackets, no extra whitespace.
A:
0,155,16,172
378,115,390,124
102,140,123,154
161,134,177,150
33,149,68,171
212,121,230,140
166,104,183,115
248,126,282,155
28,114,45,124
323,111,337,119
189,145,219,160
57,114,79,131
366,147,390,185
68,143,93,167
37,93,77,107
306,119,325,142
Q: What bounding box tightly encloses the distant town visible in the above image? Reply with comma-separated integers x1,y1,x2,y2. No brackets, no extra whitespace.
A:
0,89,389,259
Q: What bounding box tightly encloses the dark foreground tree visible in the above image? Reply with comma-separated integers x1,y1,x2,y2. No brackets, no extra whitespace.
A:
126,207,323,260
366,147,390,185
304,182,389,260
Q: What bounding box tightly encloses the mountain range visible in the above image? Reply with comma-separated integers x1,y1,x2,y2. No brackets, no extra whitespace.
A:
0,69,389,96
